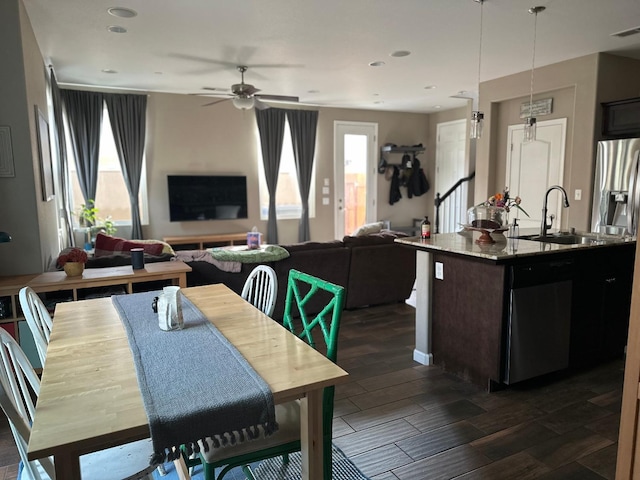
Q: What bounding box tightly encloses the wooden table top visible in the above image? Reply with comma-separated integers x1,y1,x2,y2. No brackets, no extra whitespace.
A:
27,283,349,460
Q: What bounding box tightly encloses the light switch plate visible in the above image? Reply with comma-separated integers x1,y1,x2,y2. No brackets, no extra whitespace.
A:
324,178,330,186
575,189,582,201
322,186,330,195
435,262,444,280
322,197,330,205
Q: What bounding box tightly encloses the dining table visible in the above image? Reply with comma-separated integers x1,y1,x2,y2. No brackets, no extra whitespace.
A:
26,283,350,479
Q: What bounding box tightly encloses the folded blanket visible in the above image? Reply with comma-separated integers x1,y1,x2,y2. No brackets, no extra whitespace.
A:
209,244,290,263
112,291,277,464
173,250,241,272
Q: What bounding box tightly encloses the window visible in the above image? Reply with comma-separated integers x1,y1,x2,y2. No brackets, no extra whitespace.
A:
65,106,148,226
258,119,316,220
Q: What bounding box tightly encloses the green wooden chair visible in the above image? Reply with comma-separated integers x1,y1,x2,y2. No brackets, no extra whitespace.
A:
182,269,345,480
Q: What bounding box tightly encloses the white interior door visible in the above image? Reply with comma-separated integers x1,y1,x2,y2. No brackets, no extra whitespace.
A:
435,119,467,233
334,121,378,239
506,118,567,229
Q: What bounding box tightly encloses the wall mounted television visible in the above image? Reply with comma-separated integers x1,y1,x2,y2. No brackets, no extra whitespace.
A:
167,174,248,222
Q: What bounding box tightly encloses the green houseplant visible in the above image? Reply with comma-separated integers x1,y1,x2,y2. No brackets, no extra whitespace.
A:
76,200,117,246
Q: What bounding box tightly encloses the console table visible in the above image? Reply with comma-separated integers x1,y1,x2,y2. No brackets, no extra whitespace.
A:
0,261,192,368
163,233,247,250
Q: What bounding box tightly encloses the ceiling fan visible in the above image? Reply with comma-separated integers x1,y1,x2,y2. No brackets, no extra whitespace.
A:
200,66,299,110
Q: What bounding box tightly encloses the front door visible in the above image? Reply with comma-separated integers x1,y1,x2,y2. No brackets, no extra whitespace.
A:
506,118,567,229
334,122,378,239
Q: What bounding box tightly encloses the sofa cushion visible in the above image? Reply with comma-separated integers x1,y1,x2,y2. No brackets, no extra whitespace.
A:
343,230,408,247
94,233,166,257
282,240,344,253
351,221,384,236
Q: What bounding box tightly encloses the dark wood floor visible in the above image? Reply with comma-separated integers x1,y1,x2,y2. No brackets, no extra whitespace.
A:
333,302,623,480
0,301,623,480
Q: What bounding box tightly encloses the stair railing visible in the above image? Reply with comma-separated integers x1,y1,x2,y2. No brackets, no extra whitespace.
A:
434,171,476,234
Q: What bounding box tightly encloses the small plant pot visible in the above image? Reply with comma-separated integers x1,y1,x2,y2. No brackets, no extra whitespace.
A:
64,262,85,277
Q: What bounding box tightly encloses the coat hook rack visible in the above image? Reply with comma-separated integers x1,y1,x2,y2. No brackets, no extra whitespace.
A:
378,144,425,174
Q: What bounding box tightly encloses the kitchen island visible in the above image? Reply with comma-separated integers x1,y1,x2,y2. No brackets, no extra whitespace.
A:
396,230,636,390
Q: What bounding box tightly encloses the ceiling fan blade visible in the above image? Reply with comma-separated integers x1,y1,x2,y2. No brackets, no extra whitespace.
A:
202,98,232,107
256,94,299,103
244,85,261,95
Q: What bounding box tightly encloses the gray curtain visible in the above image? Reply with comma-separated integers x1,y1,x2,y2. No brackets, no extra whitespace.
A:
287,109,319,242
105,93,147,239
255,108,286,244
50,69,75,247
61,89,104,204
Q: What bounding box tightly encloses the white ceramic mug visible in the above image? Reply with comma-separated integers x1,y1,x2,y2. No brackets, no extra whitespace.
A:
157,286,184,331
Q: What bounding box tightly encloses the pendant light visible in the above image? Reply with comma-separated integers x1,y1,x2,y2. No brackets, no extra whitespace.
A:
470,0,485,139
524,6,545,143
0,232,11,243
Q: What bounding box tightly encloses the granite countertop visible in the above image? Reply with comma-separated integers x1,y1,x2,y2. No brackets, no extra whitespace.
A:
395,229,636,261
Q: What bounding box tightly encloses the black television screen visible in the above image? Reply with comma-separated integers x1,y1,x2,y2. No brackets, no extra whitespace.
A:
167,175,248,221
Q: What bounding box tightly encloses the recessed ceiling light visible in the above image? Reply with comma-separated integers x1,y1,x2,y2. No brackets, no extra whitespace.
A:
424,85,437,90
390,50,411,57
102,69,117,74
107,7,137,18
307,89,319,94
373,93,380,96
433,105,442,109
369,61,385,67
154,71,163,75
374,101,384,104
457,90,467,96
107,25,127,33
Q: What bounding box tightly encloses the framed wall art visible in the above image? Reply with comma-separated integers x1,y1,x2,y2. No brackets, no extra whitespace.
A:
35,106,54,201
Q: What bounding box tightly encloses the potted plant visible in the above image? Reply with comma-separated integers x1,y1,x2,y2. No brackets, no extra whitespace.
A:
75,200,117,246
57,248,88,277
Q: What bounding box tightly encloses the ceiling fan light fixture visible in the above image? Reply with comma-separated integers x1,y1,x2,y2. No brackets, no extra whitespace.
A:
232,95,255,110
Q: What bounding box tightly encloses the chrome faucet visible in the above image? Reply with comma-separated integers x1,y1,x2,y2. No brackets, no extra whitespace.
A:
541,185,570,237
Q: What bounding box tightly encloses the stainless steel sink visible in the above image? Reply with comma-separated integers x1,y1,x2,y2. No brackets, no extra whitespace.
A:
513,231,621,245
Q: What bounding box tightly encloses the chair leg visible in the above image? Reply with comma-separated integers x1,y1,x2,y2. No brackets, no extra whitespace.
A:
282,452,289,465
241,465,257,480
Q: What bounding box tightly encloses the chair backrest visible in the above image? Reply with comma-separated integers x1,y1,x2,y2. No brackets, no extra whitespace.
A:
0,328,55,480
19,286,52,366
282,269,345,478
241,265,278,317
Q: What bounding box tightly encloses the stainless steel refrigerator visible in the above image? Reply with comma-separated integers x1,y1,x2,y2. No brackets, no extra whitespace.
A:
591,138,640,236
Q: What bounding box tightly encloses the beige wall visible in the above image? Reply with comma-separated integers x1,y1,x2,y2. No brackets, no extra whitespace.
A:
0,0,55,276
145,94,431,244
477,53,640,232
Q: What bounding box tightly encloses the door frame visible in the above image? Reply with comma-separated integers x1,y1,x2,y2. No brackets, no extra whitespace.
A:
333,121,378,239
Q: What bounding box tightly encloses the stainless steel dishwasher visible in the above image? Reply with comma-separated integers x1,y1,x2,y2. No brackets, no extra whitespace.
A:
504,259,573,384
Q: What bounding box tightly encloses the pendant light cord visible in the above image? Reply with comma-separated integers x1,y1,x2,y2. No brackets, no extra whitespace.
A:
529,8,539,117
477,0,484,96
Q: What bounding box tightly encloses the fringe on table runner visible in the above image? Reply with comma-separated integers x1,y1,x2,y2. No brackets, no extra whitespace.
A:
150,421,279,465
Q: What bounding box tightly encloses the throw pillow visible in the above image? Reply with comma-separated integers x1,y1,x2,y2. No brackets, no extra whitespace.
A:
94,233,164,257
351,221,384,237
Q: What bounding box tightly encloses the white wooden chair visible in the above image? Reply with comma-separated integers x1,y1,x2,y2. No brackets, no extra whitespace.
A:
0,327,156,480
18,287,52,367
241,265,278,317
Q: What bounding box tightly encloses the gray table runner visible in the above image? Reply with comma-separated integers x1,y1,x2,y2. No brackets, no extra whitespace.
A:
112,290,278,464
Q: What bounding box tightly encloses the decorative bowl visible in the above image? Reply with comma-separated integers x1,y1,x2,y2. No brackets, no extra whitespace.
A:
63,262,85,277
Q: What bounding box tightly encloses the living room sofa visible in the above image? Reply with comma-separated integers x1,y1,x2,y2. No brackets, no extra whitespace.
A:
183,230,416,320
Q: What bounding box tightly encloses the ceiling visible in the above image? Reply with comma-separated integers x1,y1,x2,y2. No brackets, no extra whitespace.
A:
20,0,640,114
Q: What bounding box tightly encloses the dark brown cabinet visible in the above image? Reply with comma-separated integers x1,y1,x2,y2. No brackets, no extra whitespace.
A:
570,243,635,368
602,97,640,138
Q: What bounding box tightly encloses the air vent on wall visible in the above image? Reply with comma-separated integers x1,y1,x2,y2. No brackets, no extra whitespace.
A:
611,26,640,38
